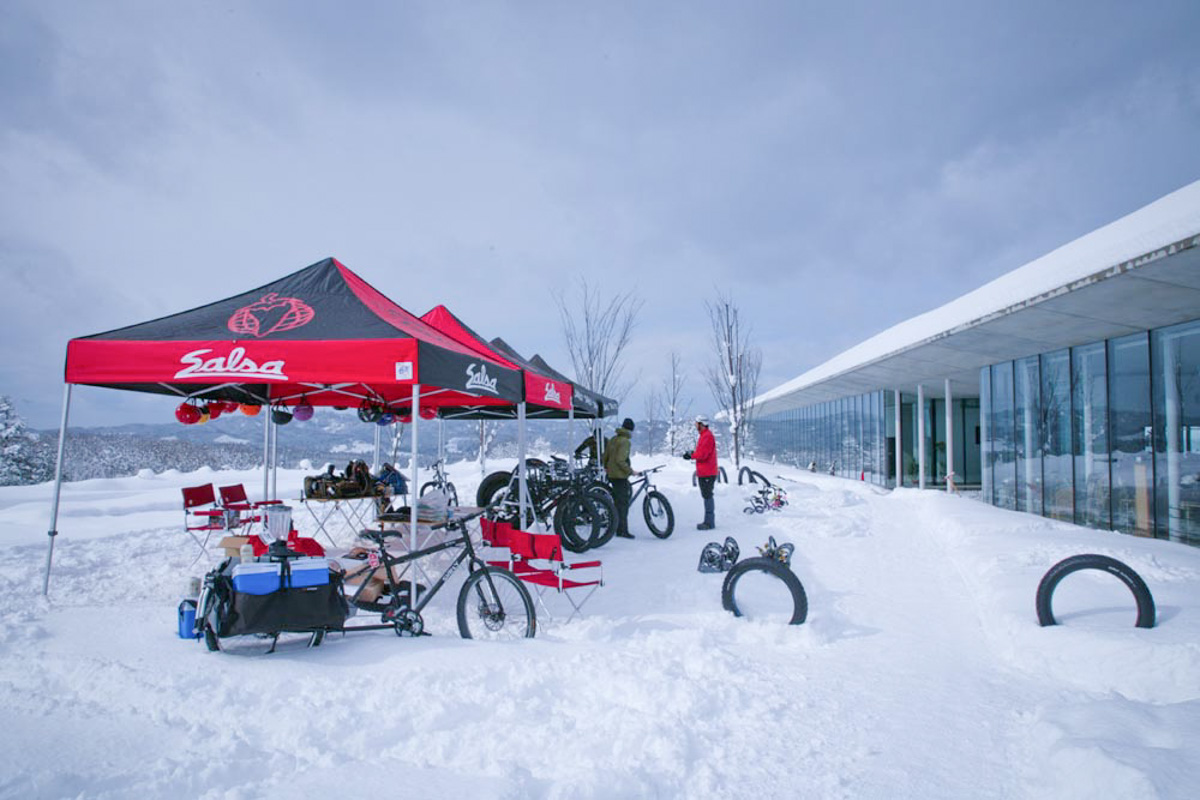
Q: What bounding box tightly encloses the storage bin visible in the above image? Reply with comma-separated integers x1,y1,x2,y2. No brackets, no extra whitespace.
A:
232,561,282,595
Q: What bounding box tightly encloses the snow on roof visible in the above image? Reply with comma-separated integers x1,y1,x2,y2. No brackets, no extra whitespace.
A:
757,178,1200,406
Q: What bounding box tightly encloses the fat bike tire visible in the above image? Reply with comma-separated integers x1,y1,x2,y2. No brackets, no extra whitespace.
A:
643,490,675,538
721,556,808,625
456,567,537,640
1035,553,1155,628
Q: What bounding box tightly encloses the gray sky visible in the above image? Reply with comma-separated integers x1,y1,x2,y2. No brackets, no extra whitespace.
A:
3,1,1199,429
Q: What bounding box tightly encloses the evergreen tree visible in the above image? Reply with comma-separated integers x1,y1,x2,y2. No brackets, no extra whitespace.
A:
0,396,55,486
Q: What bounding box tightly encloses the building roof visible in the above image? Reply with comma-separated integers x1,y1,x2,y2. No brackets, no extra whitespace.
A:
754,179,1200,416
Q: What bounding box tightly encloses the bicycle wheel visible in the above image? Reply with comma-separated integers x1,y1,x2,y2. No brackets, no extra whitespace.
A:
586,487,617,548
456,567,537,639
643,490,675,538
476,470,513,507
554,494,598,553
721,557,807,625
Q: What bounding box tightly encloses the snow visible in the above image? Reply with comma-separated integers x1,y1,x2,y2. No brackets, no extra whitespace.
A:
2,458,1199,798
757,177,1200,406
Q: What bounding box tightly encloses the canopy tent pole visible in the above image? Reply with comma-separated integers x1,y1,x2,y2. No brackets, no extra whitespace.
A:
42,383,73,596
261,405,270,502
410,385,421,604
270,414,279,501
372,424,381,474
517,401,528,527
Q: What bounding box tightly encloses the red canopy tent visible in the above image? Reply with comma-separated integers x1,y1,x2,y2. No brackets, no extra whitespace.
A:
44,257,524,593
418,304,575,418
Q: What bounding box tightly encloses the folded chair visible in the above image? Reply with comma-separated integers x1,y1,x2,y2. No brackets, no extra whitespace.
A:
182,483,227,563
504,528,603,623
218,483,283,528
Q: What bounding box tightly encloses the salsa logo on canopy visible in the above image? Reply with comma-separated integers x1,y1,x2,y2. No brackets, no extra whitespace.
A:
465,363,499,394
542,382,562,405
228,293,315,337
174,347,288,381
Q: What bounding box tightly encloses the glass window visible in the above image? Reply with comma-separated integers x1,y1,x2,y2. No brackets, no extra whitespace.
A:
1041,349,1073,521
981,368,992,501
1072,342,1110,528
1152,320,1200,546
1014,356,1042,514
1109,333,1153,535
991,363,1016,509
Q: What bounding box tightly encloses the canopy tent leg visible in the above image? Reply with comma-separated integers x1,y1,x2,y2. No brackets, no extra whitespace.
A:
517,401,528,526
410,385,421,605
270,411,279,501
262,404,271,502
42,384,73,596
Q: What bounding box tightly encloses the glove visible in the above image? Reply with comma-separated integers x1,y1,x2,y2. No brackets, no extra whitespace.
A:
683,451,693,460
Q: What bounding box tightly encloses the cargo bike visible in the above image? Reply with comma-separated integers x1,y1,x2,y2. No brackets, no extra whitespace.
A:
195,507,536,652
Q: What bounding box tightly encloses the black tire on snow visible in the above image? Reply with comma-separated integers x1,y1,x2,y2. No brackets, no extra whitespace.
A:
643,490,675,538
456,567,537,639
476,470,513,508
1035,553,1155,628
738,466,755,485
553,495,596,553
721,556,808,625
586,487,618,548
752,471,771,487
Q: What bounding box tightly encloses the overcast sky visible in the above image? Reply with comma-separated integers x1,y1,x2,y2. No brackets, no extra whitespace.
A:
3,1,1199,429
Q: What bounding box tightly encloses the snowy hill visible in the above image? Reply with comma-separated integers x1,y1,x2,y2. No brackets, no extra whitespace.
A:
1,459,1197,798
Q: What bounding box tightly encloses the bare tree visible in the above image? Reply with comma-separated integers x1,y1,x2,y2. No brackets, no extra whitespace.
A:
703,294,761,469
554,278,643,402
661,351,691,456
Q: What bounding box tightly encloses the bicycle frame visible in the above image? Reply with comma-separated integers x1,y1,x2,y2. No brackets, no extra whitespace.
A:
629,465,666,505
343,516,488,632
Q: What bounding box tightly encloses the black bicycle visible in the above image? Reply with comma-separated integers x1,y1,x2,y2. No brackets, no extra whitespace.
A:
197,511,536,649
477,457,615,553
629,465,675,538
418,458,459,507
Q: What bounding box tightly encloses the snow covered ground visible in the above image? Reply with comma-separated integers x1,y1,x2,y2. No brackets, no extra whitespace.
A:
1,457,1198,799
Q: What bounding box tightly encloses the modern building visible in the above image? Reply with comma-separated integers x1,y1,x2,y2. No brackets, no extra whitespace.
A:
749,180,1200,548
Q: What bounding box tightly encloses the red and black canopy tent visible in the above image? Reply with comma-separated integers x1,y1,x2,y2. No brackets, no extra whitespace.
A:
43,257,525,593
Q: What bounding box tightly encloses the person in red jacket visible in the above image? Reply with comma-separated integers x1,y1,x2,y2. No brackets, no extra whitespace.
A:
683,415,718,530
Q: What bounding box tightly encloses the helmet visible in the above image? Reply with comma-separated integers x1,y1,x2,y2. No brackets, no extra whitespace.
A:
419,406,438,421
697,537,739,573
206,403,223,420
271,406,293,425
377,412,395,426
175,403,201,425
240,403,261,416
292,399,314,422
357,402,382,424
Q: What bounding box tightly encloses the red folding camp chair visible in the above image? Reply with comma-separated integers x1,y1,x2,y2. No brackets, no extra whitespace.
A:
503,528,603,623
182,483,227,563
218,483,283,527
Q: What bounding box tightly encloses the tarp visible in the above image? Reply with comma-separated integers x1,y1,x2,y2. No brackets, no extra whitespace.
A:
64,257,523,409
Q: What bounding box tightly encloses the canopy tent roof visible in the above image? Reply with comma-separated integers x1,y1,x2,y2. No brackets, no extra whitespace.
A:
514,348,618,419
418,305,575,418
64,258,523,410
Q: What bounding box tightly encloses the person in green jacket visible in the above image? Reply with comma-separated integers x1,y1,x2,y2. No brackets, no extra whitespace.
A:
603,418,638,539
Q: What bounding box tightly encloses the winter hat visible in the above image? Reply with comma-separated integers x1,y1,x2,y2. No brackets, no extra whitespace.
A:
621,417,635,431
694,415,709,427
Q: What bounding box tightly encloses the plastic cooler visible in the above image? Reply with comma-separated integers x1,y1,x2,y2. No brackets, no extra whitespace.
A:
232,561,282,595
288,557,331,589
